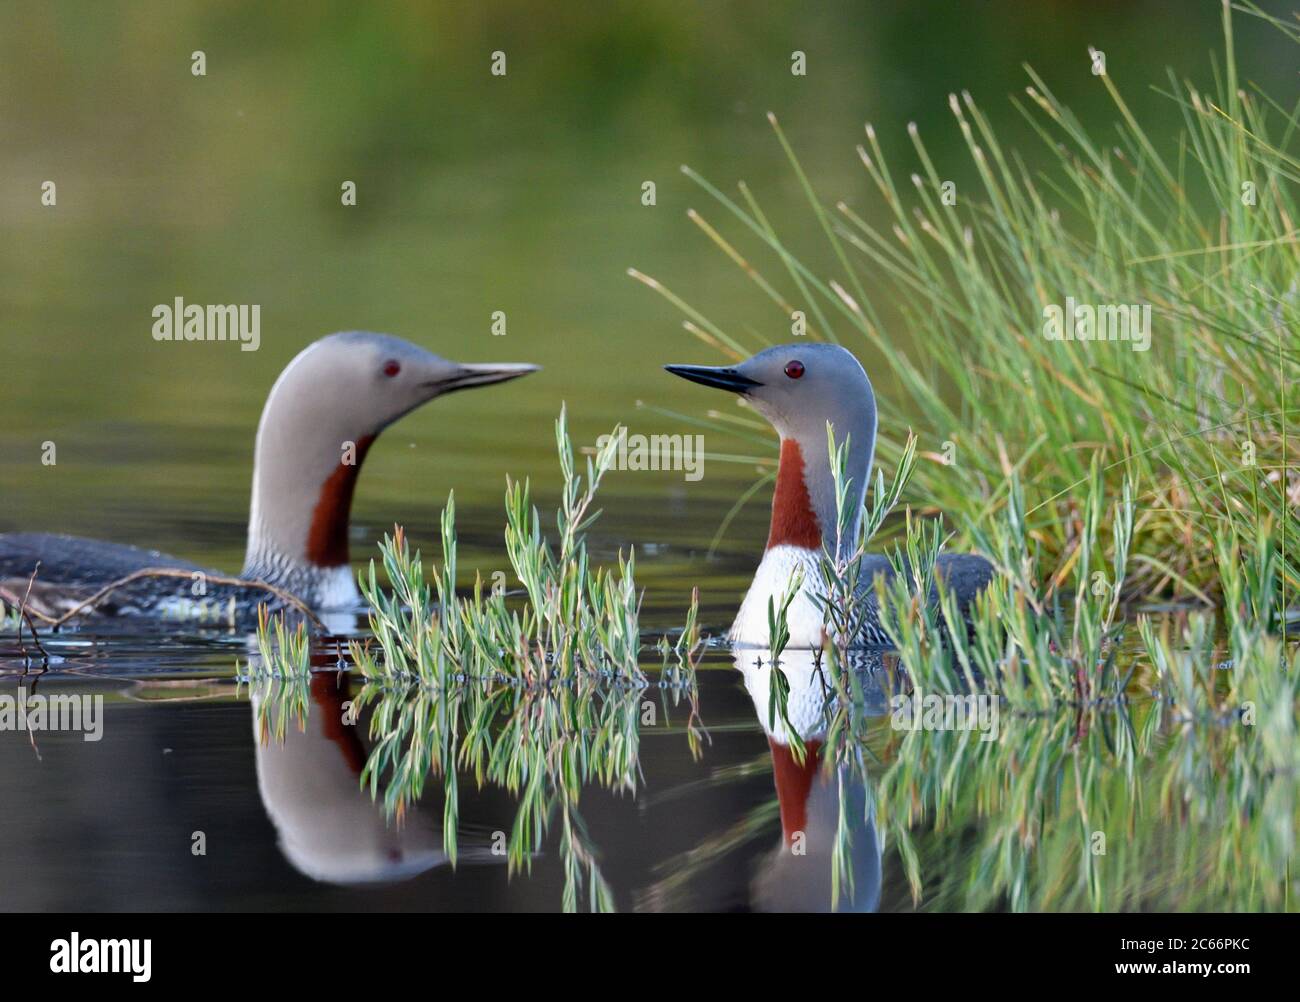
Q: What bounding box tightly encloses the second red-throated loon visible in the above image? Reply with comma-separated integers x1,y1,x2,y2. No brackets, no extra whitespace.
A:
0,331,537,619
665,343,993,647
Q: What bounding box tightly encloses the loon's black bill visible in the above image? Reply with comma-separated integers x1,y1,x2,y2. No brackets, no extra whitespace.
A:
432,363,540,393
664,364,762,393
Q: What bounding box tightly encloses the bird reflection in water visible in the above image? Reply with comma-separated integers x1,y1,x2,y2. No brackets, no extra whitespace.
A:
249,669,503,885
736,646,894,912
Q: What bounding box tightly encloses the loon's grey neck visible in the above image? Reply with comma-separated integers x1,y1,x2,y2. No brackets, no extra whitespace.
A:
242,426,374,609
240,346,379,609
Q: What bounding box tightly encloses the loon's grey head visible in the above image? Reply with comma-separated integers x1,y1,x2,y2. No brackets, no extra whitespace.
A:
665,343,877,551
243,331,537,608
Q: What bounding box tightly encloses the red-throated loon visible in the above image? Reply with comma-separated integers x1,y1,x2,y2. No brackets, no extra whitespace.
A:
665,342,993,647
0,331,537,619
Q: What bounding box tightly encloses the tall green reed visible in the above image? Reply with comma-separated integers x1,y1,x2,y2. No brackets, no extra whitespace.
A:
633,1,1298,611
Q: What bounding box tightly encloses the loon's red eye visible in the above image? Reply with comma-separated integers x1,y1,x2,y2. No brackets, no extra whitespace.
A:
382,360,401,378
784,360,805,379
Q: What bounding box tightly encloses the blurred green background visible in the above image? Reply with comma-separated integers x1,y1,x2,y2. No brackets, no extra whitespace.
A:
1,0,1291,617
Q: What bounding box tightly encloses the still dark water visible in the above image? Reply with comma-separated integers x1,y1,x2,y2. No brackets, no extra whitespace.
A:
0,631,904,912
0,660,787,912
1,610,1276,913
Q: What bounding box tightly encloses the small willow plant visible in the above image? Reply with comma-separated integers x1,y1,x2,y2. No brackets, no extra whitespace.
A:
875,457,1137,711
349,407,700,686
655,585,703,686
764,568,806,762
242,603,311,680
812,424,919,698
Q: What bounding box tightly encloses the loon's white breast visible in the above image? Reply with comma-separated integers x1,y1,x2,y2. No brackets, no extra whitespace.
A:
730,545,827,649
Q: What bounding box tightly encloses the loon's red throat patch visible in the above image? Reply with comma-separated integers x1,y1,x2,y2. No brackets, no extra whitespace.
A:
306,434,375,567
766,439,822,550
769,737,824,843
